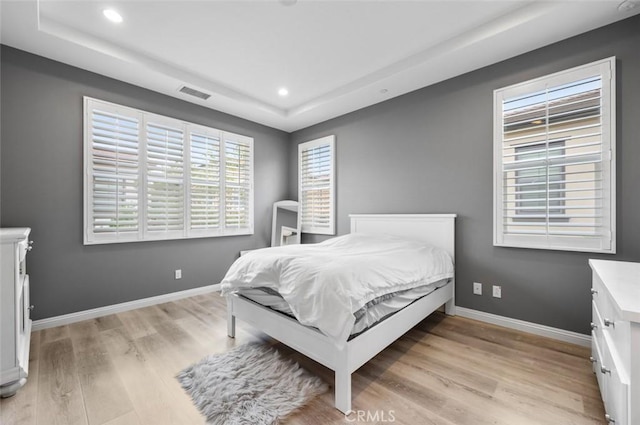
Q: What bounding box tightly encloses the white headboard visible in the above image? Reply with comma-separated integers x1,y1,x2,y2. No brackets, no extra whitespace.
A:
349,214,456,259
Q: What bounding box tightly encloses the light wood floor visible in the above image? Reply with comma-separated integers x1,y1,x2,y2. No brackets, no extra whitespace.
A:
1,293,605,425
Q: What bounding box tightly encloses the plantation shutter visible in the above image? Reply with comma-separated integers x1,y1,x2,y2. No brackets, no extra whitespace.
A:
190,129,221,232
299,135,335,235
146,120,185,235
86,103,140,242
494,58,615,253
84,97,254,244
223,133,253,232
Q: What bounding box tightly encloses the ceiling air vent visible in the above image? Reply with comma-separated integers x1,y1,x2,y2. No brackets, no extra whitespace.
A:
179,86,211,100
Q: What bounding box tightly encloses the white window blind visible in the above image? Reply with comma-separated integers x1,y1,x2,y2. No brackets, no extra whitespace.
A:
224,134,253,232
493,57,615,253
84,97,254,244
190,130,221,231
88,106,140,238
146,121,185,235
298,135,335,235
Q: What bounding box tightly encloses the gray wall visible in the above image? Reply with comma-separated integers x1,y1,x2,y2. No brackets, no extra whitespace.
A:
1,46,290,320
289,15,640,335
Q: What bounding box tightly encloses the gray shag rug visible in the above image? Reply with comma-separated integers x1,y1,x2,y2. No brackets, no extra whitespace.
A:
176,342,328,425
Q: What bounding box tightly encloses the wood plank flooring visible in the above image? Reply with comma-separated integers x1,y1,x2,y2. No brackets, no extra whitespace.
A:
0,293,605,425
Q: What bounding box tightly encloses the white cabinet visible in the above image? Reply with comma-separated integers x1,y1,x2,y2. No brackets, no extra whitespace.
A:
589,260,640,425
0,228,33,398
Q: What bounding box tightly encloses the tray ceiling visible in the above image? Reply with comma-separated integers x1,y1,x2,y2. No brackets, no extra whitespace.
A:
2,1,638,131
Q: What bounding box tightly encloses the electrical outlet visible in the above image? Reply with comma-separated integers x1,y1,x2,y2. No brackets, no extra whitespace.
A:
473,282,483,295
492,285,502,298
175,269,182,279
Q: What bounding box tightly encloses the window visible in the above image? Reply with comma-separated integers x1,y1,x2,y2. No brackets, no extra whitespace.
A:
494,57,615,253
298,135,335,235
514,141,566,220
84,97,253,244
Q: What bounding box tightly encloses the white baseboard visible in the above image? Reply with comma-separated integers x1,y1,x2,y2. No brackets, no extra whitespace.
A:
32,284,221,331
455,307,591,347
33,289,591,347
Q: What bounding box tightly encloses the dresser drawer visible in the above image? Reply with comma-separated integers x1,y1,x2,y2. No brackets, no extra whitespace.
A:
17,240,28,263
21,275,30,333
601,338,629,425
593,303,631,425
592,333,606,396
592,274,631,376
592,301,606,361
592,274,619,325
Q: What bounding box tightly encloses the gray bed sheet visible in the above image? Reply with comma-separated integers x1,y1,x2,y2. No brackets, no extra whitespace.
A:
237,278,450,337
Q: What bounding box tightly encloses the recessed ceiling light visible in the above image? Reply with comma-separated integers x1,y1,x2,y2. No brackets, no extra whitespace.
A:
618,0,639,11
380,89,388,94
103,9,123,24
278,88,289,97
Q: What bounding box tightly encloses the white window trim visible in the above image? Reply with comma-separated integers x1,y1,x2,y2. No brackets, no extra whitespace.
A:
493,57,616,254
298,135,336,235
83,97,254,245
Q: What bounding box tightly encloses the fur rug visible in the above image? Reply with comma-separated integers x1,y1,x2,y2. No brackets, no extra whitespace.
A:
177,342,328,425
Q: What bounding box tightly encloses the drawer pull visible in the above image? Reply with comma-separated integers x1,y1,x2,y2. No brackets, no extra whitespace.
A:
589,356,597,364
604,318,615,327
591,288,598,295
26,245,33,252
590,322,598,330
605,414,615,423
601,366,611,375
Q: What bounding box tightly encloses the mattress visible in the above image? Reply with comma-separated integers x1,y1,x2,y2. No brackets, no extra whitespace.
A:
237,278,450,338
222,233,454,347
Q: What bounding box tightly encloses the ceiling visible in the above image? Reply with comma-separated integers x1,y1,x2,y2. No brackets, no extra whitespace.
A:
1,1,639,132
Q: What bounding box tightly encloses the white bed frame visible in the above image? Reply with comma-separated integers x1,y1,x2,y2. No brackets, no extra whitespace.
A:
226,214,456,413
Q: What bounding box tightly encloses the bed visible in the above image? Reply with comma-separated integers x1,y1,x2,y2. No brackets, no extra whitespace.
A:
224,214,456,413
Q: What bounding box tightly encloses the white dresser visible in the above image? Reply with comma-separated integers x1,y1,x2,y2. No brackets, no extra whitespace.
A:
589,259,640,425
0,228,33,397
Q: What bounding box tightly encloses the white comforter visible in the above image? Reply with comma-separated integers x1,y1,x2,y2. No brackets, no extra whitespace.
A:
220,233,454,347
